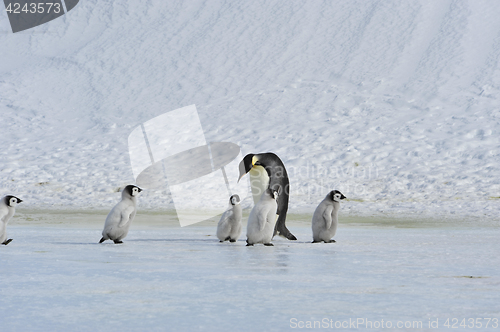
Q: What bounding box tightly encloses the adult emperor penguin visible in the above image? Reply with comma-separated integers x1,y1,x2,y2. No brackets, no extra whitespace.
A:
246,188,279,246
217,194,242,242
312,190,346,243
99,185,142,244
238,152,296,240
0,195,23,245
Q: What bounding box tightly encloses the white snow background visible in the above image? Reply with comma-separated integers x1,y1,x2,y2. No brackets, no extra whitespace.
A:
1,0,500,331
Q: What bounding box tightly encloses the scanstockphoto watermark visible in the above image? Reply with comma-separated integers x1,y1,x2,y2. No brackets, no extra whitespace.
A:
290,318,424,329
3,0,79,33
287,162,379,182
248,163,379,198
290,317,499,329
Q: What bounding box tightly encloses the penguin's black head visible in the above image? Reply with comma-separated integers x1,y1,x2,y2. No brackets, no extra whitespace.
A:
230,194,240,205
238,154,255,182
238,152,284,182
5,195,23,207
124,185,143,197
330,190,346,202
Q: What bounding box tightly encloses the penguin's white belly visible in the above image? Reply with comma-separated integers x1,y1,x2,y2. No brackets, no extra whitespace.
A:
229,222,242,240
217,205,242,241
0,206,14,243
0,223,6,243
312,203,338,241
216,210,233,241
319,218,337,240
247,202,277,244
249,166,269,205
216,217,230,241
103,203,136,240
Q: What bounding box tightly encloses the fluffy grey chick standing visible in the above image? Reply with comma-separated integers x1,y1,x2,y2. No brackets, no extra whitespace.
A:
246,188,279,246
312,190,346,243
99,185,142,244
0,195,23,245
217,194,242,242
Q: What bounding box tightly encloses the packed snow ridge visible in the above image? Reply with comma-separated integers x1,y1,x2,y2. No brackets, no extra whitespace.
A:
0,0,499,220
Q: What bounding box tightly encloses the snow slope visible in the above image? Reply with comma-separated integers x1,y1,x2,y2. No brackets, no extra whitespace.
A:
1,0,499,220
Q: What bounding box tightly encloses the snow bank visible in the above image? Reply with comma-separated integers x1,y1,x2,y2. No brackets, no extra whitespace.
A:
1,0,499,220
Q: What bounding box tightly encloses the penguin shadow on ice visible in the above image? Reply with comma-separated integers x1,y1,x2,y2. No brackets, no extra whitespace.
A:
99,185,142,244
216,194,242,243
0,195,23,246
246,188,280,247
311,190,346,243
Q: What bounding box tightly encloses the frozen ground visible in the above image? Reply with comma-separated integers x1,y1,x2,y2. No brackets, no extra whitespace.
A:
1,211,499,331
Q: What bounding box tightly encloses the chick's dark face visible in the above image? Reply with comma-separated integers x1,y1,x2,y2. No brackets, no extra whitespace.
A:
330,190,346,202
230,194,240,205
7,196,22,207
125,185,143,197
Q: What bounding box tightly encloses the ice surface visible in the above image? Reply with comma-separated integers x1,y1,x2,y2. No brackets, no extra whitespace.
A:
1,212,499,331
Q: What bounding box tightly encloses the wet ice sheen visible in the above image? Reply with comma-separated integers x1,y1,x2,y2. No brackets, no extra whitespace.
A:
1,214,499,331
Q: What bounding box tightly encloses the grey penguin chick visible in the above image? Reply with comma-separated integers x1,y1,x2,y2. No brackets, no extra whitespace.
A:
312,190,346,243
217,194,242,242
99,185,142,244
0,195,23,245
246,188,279,246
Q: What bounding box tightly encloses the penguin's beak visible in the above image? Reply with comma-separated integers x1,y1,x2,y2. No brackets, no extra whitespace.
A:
238,154,255,182
341,194,346,200
138,188,143,193
18,199,23,203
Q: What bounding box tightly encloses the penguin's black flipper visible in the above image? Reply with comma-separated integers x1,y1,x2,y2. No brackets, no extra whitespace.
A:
2,239,13,245
99,237,106,243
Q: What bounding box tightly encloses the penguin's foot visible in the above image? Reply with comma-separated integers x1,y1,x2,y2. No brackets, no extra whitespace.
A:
312,240,321,243
246,243,254,246
276,227,297,241
263,243,274,246
229,239,236,243
113,240,123,244
224,236,231,241
2,239,13,245
325,239,336,243
99,237,106,243
219,240,224,243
